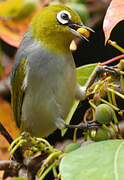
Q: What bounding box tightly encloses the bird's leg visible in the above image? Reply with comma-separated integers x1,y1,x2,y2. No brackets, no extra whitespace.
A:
56,118,67,130
75,84,87,101
56,118,99,132
65,122,99,131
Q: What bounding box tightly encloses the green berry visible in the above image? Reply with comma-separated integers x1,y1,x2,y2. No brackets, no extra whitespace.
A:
90,128,108,141
95,104,114,124
64,142,81,153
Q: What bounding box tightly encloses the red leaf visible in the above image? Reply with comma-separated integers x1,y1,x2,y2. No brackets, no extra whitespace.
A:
103,0,124,44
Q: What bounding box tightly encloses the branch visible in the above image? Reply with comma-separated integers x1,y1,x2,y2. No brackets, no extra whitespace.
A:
27,153,48,175
0,122,13,144
0,122,23,163
0,160,20,172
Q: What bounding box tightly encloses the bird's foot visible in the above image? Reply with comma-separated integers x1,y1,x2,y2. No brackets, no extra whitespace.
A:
56,117,99,131
65,120,99,131
86,65,118,89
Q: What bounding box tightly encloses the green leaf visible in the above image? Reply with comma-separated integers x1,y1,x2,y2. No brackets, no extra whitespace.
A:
60,140,124,180
61,63,98,136
76,63,98,86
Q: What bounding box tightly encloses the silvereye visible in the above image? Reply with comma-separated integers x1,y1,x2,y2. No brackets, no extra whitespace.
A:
11,4,93,137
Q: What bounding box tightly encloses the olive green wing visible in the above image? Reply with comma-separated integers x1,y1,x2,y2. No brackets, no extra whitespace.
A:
11,58,26,128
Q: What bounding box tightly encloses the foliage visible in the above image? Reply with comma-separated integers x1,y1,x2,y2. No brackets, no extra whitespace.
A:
103,0,124,44
60,140,124,180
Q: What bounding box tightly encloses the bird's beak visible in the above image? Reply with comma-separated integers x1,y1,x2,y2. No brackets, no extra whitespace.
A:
68,20,94,41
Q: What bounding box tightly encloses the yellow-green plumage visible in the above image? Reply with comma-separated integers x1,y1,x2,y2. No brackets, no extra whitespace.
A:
11,58,26,127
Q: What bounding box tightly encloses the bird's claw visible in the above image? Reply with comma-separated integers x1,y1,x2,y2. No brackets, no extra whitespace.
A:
97,65,117,74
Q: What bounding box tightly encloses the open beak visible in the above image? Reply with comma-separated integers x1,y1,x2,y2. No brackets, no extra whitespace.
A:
68,20,94,41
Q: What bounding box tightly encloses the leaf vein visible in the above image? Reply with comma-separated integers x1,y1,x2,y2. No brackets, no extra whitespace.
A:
114,141,124,180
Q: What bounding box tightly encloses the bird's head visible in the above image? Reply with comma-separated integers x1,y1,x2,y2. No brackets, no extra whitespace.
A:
30,4,93,54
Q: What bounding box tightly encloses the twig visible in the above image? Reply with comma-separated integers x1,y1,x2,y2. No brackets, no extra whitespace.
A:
0,160,20,173
27,153,48,176
0,122,23,163
100,55,124,66
108,40,124,53
0,122,13,144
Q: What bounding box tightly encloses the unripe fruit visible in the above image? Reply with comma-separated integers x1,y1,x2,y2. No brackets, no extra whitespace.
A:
90,128,108,141
95,104,114,124
64,142,81,153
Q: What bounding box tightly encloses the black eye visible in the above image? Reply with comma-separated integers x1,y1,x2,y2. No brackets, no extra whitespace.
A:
57,10,71,25
61,13,69,20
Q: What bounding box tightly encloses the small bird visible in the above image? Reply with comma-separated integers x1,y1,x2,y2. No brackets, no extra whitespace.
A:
11,4,93,137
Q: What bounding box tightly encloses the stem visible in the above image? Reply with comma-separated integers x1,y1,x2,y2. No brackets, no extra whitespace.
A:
9,136,22,150
39,151,61,176
108,40,124,53
99,98,119,111
39,161,57,180
57,173,61,179
100,54,124,65
102,124,115,138
107,90,112,104
73,128,78,143
120,74,124,90
37,138,53,152
30,136,46,152
10,139,26,156
119,70,124,75
111,85,117,107
52,165,58,179
89,99,97,109
86,130,91,141
113,111,119,125
108,87,124,100
110,121,118,133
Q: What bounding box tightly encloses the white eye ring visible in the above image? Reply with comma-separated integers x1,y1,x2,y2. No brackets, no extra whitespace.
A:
57,10,71,25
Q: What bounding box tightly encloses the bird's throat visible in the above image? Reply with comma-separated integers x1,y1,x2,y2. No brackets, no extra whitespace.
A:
41,35,72,54
30,28,74,54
